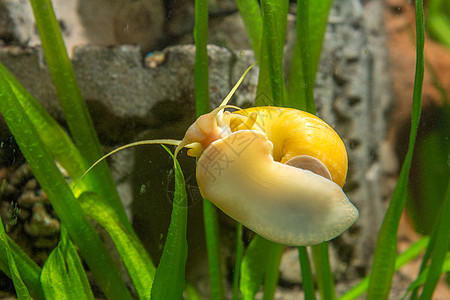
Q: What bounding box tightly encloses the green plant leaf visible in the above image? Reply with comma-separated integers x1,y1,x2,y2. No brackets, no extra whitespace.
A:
0,64,132,300
339,236,430,300
259,0,289,106
0,235,44,300
366,1,424,298
240,235,276,300
40,227,94,300
202,200,224,299
0,63,86,176
426,0,450,47
232,223,244,300
28,0,101,163
186,283,202,300
262,243,284,300
28,0,129,228
0,215,32,300
235,0,263,61
312,243,335,300
194,0,210,116
298,247,316,300
402,252,450,300
0,63,111,202
194,0,225,298
79,192,155,300
234,0,269,107
407,128,450,234
418,180,450,299
288,0,333,112
150,147,188,300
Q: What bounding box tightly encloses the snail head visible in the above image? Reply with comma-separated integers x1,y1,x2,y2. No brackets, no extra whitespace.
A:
174,64,256,159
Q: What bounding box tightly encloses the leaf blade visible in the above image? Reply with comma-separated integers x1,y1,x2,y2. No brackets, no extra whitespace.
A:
79,192,156,300
0,216,32,300
366,1,425,298
40,227,94,300
0,63,132,300
150,147,188,300
28,0,129,228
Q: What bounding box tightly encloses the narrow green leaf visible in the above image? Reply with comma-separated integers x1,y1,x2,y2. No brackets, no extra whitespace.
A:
41,227,94,300
235,0,263,61
194,0,225,298
186,283,202,300
255,33,272,106
79,192,155,300
419,180,450,300
407,129,450,234
426,0,450,47
29,0,100,162
202,200,224,299
288,0,332,112
410,180,449,300
232,223,244,300
0,68,132,300
240,235,275,300
339,236,429,300
0,63,85,174
234,0,266,106
312,243,335,300
150,147,188,299
194,0,210,116
0,236,44,300
262,243,284,300
0,216,32,300
260,0,289,106
307,0,334,79
426,13,450,48
403,253,450,300
298,247,316,300
29,0,129,228
287,0,314,111
0,63,110,203
367,2,424,298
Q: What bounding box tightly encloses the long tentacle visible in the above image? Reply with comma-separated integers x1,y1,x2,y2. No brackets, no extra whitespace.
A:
219,63,256,107
74,139,186,187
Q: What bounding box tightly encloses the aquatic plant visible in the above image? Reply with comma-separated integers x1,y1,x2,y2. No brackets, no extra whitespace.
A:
0,0,448,299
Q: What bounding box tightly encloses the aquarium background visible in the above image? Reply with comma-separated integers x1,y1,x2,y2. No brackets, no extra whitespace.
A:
0,0,448,299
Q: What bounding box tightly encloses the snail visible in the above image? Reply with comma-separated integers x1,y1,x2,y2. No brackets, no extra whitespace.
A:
77,66,359,246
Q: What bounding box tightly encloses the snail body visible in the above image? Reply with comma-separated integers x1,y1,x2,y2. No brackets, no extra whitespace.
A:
196,130,357,246
176,102,358,246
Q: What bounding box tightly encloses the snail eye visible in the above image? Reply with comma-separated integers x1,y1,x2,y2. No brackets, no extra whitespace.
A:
229,112,258,132
285,155,332,181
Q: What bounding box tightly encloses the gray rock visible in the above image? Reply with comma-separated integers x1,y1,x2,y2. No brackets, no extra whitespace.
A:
78,0,166,53
0,0,34,46
279,248,302,285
